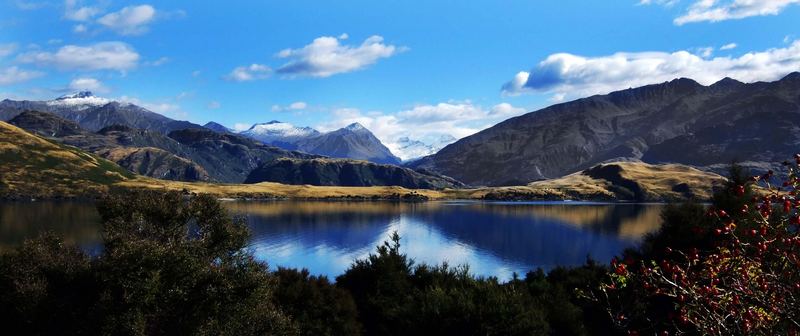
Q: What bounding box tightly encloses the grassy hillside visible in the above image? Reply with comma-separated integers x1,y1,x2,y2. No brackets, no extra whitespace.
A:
0,121,133,199
1,120,727,201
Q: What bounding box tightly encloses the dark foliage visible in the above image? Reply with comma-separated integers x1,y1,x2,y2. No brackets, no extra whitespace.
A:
1,191,612,335
0,191,296,335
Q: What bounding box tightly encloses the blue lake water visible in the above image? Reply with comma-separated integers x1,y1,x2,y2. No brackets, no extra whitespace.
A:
0,200,665,280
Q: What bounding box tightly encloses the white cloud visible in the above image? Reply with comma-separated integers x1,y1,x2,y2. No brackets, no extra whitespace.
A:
0,43,17,58
145,56,169,66
503,40,800,100
64,0,101,22
674,0,800,25
271,101,308,112
316,101,527,160
72,24,88,33
117,95,186,119
0,66,45,85
233,123,251,132
720,42,738,50
97,5,156,35
68,77,108,93
18,42,139,72
276,34,404,77
207,101,221,109
224,64,271,82
697,46,714,58
289,101,307,110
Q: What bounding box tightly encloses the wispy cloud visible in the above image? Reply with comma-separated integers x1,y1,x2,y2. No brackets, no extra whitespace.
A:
316,101,526,157
68,77,108,93
674,0,800,25
0,43,18,58
224,64,271,82
276,34,404,78
0,66,45,85
63,0,101,22
271,101,308,112
503,40,800,100
97,4,156,35
18,42,140,72
720,42,738,50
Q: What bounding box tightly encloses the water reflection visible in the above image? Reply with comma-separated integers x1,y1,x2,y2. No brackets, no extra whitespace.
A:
227,201,664,280
0,200,664,280
0,201,101,252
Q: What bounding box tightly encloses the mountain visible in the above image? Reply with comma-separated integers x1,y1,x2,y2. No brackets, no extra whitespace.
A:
203,121,233,133
8,111,318,183
166,128,320,182
294,123,402,164
393,135,457,162
237,121,401,164
412,73,800,186
0,91,204,134
0,120,133,199
9,111,210,182
244,158,464,189
239,120,320,149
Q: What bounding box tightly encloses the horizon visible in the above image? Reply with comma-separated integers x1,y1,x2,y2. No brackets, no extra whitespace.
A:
2,0,800,154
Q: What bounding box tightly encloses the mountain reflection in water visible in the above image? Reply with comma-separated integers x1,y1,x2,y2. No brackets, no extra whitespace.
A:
227,201,664,280
0,200,663,280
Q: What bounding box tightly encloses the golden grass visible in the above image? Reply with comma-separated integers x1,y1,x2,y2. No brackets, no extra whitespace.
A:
1,121,728,201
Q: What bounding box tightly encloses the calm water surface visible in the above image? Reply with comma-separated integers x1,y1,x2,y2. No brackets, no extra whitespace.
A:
0,200,665,280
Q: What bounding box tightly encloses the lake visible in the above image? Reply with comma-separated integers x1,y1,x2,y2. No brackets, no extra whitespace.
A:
0,200,665,280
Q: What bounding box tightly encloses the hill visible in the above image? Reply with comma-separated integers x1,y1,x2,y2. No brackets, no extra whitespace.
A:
0,121,133,199
245,157,463,189
411,73,800,186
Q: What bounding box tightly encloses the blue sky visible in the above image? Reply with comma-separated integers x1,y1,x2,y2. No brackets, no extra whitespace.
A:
1,0,799,152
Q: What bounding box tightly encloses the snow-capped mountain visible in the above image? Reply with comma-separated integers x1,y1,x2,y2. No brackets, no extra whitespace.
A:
294,122,401,164
391,135,457,162
46,91,111,110
238,120,401,164
1,92,203,133
239,120,320,149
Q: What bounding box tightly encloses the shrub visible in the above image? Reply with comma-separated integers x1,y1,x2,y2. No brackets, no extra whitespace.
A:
601,163,800,335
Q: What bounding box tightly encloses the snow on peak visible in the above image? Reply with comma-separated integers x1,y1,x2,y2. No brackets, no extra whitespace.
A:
344,123,366,132
390,135,458,161
241,121,319,139
47,91,110,109
56,91,94,99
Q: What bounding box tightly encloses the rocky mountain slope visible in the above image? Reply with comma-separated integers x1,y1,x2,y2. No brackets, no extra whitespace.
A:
0,91,203,134
237,121,401,164
245,158,463,189
293,123,401,164
412,73,800,186
8,111,313,183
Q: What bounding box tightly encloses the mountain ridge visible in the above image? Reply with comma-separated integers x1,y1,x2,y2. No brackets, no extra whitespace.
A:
411,72,800,186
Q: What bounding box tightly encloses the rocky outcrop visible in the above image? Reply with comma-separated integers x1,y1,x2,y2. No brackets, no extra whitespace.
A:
244,158,463,189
